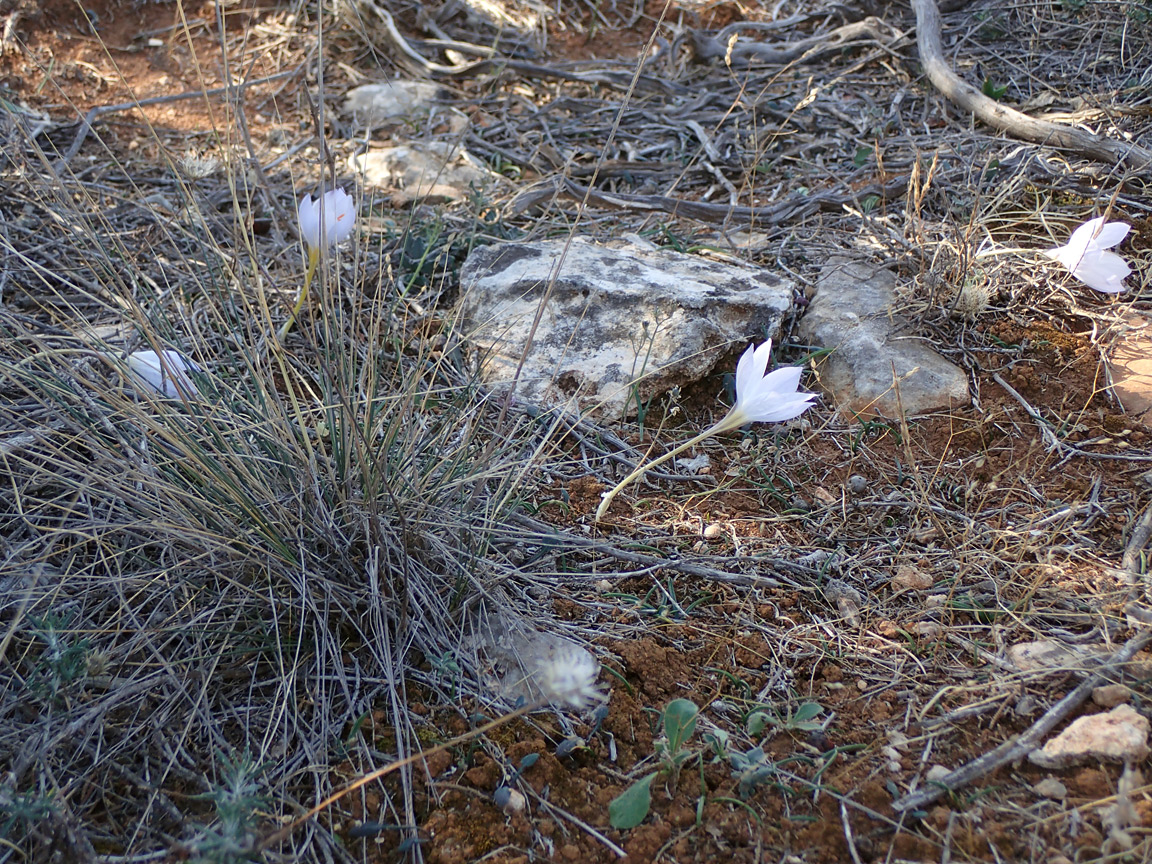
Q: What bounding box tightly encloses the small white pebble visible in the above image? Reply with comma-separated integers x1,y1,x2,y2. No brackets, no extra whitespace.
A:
703,523,724,539
925,765,951,784
848,474,868,494
501,788,526,814
914,622,942,640
1032,777,1067,800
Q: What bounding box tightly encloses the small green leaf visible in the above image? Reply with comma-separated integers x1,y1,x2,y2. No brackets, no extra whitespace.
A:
793,703,823,724
663,699,698,753
981,78,1007,100
609,774,656,829
853,146,873,168
746,711,770,736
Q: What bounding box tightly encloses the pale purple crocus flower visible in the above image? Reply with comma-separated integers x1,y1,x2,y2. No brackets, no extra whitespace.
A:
1044,216,1132,294
125,349,200,399
296,187,356,254
278,187,357,343
595,339,816,521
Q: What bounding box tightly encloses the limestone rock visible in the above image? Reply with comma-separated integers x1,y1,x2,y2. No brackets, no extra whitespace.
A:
1029,704,1150,769
1093,684,1133,708
342,81,452,130
1107,314,1152,423
1031,777,1068,800
797,256,969,418
459,239,795,417
352,141,500,204
1008,640,1097,672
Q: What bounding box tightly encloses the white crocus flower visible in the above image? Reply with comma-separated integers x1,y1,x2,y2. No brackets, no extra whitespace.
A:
1043,216,1132,294
731,340,820,424
278,187,357,343
125,349,200,399
595,339,816,521
296,187,357,253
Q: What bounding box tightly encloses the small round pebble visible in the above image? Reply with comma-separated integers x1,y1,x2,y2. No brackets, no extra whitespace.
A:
848,474,868,494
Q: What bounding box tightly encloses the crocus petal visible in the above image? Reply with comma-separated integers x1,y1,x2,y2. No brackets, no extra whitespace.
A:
1075,250,1131,293
1088,221,1130,250
1059,217,1105,263
126,349,200,398
741,392,818,423
297,195,321,250
734,339,769,402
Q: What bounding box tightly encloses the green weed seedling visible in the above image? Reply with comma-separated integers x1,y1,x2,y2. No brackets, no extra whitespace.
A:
28,613,90,703
746,702,825,736
429,650,462,698
0,788,56,844
189,750,268,864
608,698,699,829
729,746,780,800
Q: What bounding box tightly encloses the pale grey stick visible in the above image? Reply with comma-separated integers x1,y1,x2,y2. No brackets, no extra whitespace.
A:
912,0,1152,173
893,627,1152,812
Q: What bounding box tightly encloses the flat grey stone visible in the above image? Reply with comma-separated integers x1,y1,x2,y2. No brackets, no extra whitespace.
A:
342,81,449,130
352,141,500,204
1029,704,1150,769
459,239,796,418
798,256,969,418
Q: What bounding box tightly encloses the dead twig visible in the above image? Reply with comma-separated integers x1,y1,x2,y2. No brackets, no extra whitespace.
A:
511,175,910,226
912,0,1152,174
353,0,684,95
58,68,303,165
507,514,820,590
893,626,1152,813
994,373,1152,463
691,17,899,67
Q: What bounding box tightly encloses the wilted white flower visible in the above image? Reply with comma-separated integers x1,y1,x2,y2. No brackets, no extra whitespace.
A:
278,187,357,343
1043,216,1132,294
125,349,200,399
297,187,356,254
595,339,815,521
536,644,602,710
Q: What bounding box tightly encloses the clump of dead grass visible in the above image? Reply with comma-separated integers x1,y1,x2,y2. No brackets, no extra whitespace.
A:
0,75,571,864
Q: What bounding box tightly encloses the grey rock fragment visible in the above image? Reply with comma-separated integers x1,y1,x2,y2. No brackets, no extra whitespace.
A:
1029,704,1150,769
797,255,969,418
459,239,796,418
352,141,500,204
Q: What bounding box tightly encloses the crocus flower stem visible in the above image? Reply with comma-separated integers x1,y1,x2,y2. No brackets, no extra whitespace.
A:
595,407,745,522
277,247,320,344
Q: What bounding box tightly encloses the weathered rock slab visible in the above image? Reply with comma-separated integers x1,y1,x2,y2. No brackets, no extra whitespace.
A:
459,239,796,418
798,256,969,418
1107,314,1152,422
342,81,452,130
1029,703,1150,769
352,141,500,204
